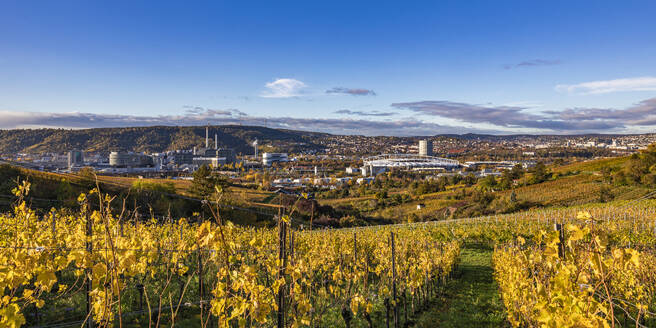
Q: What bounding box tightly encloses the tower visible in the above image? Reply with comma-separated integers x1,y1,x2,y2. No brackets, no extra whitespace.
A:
419,139,433,156
205,125,209,149
67,150,83,168
252,139,258,159
215,133,218,149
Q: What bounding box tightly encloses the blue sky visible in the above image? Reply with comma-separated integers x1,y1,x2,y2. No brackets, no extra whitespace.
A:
1,0,656,135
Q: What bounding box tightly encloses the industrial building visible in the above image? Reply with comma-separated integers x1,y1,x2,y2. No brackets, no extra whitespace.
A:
418,139,433,156
109,152,154,167
170,151,194,165
262,153,288,166
216,148,236,163
67,150,84,168
193,156,229,167
193,126,237,166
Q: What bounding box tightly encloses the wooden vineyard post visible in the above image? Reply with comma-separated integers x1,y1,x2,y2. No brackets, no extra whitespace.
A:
310,201,314,231
277,213,287,328
198,247,205,326
554,223,565,258
353,232,357,265
289,228,295,264
403,288,408,326
85,209,94,328
390,232,399,328
384,298,390,328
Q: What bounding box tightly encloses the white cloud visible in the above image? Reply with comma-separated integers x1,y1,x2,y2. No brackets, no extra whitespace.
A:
555,77,656,94
260,78,307,98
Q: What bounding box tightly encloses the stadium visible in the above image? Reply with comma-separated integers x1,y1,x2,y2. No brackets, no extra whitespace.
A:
362,154,461,175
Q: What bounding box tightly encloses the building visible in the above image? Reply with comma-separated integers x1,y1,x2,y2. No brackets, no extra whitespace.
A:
170,151,194,165
361,154,460,176
464,161,536,170
194,126,237,164
109,152,153,167
356,177,375,184
479,168,502,177
216,148,236,164
195,148,216,157
345,167,360,174
419,139,433,156
67,150,84,168
361,164,388,176
262,153,288,166
192,148,236,166
193,156,227,168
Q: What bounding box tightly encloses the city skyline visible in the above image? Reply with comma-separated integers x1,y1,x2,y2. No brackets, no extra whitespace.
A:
1,1,656,136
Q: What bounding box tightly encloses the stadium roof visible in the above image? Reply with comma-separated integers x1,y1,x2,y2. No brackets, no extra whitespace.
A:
363,154,460,169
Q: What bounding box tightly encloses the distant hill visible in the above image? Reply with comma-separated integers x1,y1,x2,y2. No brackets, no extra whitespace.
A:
438,133,642,140
1,125,653,156
0,125,329,154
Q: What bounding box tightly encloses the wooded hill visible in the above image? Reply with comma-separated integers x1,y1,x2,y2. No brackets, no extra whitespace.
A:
0,125,328,154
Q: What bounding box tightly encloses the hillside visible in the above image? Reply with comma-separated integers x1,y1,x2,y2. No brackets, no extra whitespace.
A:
0,125,329,155
318,154,653,223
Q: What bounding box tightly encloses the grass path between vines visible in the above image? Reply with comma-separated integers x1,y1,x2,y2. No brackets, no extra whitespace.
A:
413,244,510,328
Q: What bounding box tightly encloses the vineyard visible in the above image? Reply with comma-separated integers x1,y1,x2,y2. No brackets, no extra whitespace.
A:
1,181,655,327
0,182,459,328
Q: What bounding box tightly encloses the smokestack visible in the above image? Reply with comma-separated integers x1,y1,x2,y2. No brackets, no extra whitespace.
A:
253,139,258,159
205,125,209,149
215,134,218,149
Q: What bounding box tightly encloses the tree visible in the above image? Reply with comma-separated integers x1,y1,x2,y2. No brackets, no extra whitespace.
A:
598,186,613,203
463,173,477,186
529,162,549,184
499,170,514,190
55,179,76,206
510,164,525,180
191,165,229,199
479,175,497,191
375,189,388,201
600,166,612,183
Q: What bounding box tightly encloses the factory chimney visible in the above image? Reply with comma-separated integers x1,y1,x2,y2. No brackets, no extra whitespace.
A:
252,139,258,159
205,125,209,149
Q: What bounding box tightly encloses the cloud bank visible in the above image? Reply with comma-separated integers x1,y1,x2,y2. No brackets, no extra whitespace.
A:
555,77,656,94
0,109,475,136
504,59,561,69
326,87,376,96
392,97,656,132
4,97,656,136
334,109,395,117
